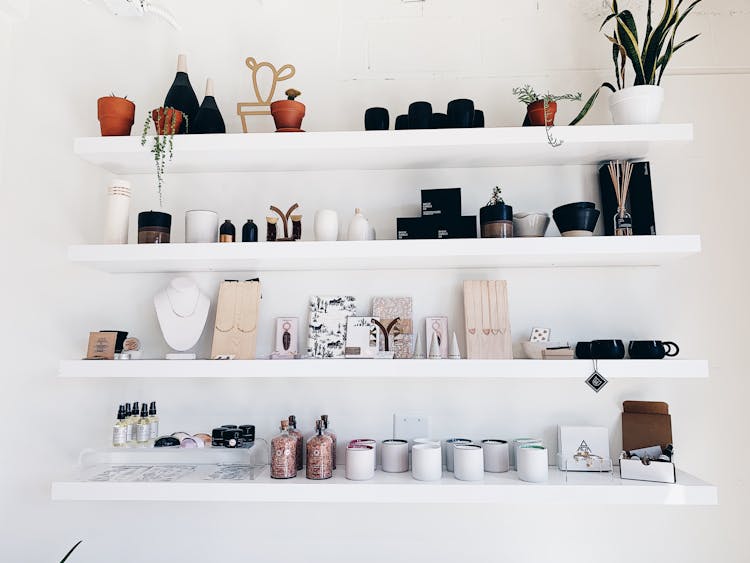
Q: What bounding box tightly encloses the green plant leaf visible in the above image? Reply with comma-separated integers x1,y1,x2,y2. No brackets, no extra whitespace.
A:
674,32,700,52
60,541,82,563
569,83,616,126
615,11,646,85
642,0,675,84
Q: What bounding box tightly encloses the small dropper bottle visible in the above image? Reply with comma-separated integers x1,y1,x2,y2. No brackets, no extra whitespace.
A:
321,414,337,470
148,401,159,442
124,403,134,445
136,404,151,445
112,406,127,448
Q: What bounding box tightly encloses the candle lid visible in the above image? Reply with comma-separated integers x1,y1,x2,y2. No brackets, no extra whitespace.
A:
138,211,172,229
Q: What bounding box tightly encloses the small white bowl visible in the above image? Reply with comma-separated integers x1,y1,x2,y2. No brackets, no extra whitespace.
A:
513,213,550,237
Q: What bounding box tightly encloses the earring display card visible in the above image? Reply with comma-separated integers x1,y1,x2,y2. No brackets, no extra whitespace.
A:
372,297,413,359
530,328,550,342
86,332,117,360
211,281,261,360
345,317,380,358
463,280,513,359
425,317,448,358
272,317,298,359
307,296,357,358
557,426,611,471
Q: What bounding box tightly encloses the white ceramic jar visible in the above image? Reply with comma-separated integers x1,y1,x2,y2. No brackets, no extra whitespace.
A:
411,443,442,481
104,179,131,244
453,444,484,481
444,438,472,472
517,444,549,483
609,85,664,125
381,439,409,473
511,438,542,470
314,209,339,241
345,444,375,481
481,439,510,473
347,208,371,241
185,210,218,243
350,439,377,469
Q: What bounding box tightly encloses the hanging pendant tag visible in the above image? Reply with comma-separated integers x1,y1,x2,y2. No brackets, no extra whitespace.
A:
585,359,608,393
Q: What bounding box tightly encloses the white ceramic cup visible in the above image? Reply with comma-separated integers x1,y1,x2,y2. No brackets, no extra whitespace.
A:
381,439,409,473
185,210,218,243
444,438,472,472
314,209,339,241
350,439,377,469
411,444,442,481
481,439,510,473
517,444,549,483
512,438,542,470
453,444,484,481
345,444,375,481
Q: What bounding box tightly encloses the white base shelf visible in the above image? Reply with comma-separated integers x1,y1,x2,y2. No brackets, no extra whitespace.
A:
73,125,693,173
51,466,717,505
68,236,701,273
58,359,709,380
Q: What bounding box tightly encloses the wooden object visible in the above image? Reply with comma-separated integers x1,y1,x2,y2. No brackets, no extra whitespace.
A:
463,280,512,359
372,297,413,359
237,57,296,133
622,401,673,451
210,281,261,360
542,348,574,360
86,332,116,360
270,203,300,241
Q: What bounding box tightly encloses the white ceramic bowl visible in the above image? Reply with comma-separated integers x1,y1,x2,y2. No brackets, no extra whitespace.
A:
513,213,550,237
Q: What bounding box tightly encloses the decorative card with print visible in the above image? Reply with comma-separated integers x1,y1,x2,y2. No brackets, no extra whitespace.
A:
345,317,380,358
372,297,413,359
307,296,357,358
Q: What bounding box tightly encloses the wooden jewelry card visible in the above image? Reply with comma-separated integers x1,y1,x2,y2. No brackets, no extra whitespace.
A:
211,281,261,360
463,280,512,359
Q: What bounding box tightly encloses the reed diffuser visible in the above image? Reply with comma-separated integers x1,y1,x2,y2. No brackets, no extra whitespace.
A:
607,160,634,236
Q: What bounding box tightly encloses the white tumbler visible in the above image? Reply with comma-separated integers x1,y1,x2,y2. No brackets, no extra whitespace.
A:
314,209,339,241
411,444,442,481
453,444,484,481
350,439,377,469
444,438,472,472
381,439,409,473
512,438,542,470
185,210,218,243
517,444,549,483
482,439,510,473
345,444,375,481
104,179,131,244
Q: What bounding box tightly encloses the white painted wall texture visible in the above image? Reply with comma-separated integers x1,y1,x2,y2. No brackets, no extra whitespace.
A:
0,1,748,561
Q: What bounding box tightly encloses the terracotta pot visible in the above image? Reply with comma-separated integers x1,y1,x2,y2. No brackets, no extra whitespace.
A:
151,107,184,135
270,100,305,131
526,100,557,127
97,96,136,136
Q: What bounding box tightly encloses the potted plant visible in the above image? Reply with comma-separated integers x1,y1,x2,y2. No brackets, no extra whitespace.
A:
141,107,187,206
571,0,704,125
512,85,582,126
97,94,135,136
270,89,305,132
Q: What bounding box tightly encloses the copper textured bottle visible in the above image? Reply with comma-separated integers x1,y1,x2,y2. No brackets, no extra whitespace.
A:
288,414,304,471
321,414,337,470
306,420,333,480
271,420,297,479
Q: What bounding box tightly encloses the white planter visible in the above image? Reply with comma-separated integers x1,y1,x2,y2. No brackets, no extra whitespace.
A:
453,444,484,481
609,85,664,125
411,444,442,481
314,209,339,241
517,445,549,483
185,210,218,243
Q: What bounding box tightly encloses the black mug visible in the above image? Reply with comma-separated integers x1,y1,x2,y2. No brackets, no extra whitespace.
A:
365,107,389,131
447,98,475,128
629,340,679,359
590,339,625,360
473,109,485,128
430,113,449,129
575,341,592,359
408,101,432,129
394,114,409,130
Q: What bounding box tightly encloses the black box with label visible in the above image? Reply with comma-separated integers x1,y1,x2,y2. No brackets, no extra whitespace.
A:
421,188,462,218
397,215,477,240
598,161,656,236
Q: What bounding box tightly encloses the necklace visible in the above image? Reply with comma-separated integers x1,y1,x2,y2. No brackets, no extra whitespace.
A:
166,286,201,318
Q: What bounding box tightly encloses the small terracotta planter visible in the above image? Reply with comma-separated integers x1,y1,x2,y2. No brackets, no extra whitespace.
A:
97,96,136,136
270,100,305,132
526,100,557,126
151,107,184,135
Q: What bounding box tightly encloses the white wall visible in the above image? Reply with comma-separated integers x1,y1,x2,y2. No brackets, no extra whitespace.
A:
0,1,747,561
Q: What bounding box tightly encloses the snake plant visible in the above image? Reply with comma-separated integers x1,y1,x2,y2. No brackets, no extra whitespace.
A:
571,0,703,125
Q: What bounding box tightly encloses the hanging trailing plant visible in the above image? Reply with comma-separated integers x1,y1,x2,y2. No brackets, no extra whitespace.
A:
512,85,582,147
140,107,188,207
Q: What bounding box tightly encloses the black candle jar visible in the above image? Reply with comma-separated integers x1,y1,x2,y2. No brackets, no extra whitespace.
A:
138,211,172,244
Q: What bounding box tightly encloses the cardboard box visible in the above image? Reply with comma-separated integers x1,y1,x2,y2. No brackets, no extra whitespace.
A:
397,215,477,240
620,400,676,484
421,188,462,218
619,457,676,484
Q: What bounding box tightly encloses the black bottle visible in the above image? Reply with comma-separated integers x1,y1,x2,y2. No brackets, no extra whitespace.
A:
193,78,226,134
220,220,235,242
242,220,258,242
164,54,199,134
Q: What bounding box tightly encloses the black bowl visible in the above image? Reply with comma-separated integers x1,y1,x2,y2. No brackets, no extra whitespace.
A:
575,342,592,359
553,202,596,216
591,339,625,360
553,207,600,234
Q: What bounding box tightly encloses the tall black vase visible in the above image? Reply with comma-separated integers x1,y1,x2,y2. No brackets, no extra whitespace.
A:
193,79,226,134
164,54,199,134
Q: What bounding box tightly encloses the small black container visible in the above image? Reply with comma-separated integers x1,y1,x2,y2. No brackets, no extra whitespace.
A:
575,342,592,359
154,436,181,448
473,110,485,128
430,113,449,129
479,202,514,238
242,220,258,242
220,219,235,242
211,427,227,447
222,428,243,448
408,101,432,129
395,114,409,130
447,98,475,128
239,424,256,443
138,211,172,244
590,339,625,360
629,340,679,359
365,107,389,130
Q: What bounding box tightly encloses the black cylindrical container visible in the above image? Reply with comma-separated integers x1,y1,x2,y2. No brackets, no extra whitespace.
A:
430,113,449,129
408,101,432,129
365,107,389,130
447,98,475,128
473,110,485,128
242,220,258,242
480,203,514,238
138,211,171,244
212,428,226,447
220,220,235,242
239,424,256,443
222,428,243,448
394,114,409,130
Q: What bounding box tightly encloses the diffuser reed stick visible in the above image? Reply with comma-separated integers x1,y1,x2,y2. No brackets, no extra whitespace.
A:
607,160,634,236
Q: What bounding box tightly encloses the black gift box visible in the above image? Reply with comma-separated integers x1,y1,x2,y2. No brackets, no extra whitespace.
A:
397,215,477,240
421,188,462,218
598,162,657,236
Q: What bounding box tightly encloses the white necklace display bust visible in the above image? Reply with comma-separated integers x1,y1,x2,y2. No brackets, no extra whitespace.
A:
154,277,210,358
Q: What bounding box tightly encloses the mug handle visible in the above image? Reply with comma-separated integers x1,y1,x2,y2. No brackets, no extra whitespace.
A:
663,341,680,357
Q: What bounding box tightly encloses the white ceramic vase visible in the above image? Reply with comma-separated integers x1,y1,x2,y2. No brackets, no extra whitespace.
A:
517,444,549,483
347,208,371,241
411,443,442,481
481,439,510,473
105,179,131,244
453,444,484,481
345,444,375,481
185,210,218,243
314,209,339,241
381,439,409,473
609,85,664,125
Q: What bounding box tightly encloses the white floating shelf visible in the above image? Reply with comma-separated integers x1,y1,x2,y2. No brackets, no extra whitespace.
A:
58,359,709,380
51,467,717,505
68,236,701,273
74,124,693,173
